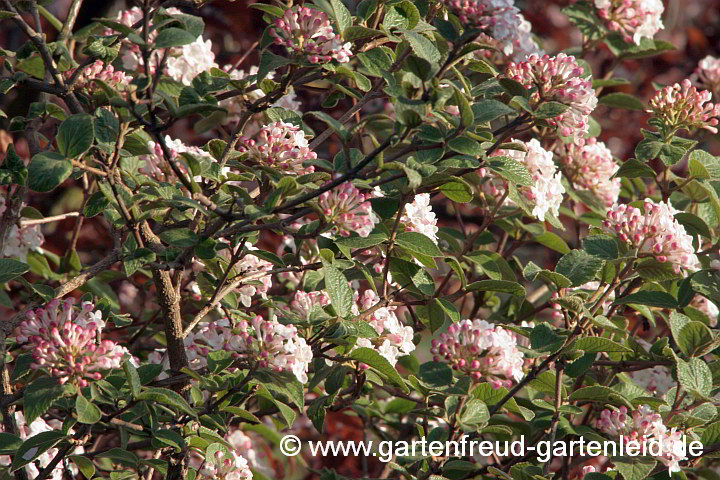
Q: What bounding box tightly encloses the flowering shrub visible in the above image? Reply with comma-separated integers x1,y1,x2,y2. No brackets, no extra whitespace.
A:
2,1,720,480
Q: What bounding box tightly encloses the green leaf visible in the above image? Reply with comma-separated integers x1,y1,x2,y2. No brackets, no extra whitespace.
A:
571,337,632,353
324,264,353,318
403,31,441,68
389,258,435,295
75,394,103,424
440,181,473,203
467,280,525,298
610,457,656,480
334,233,388,259
535,232,570,254
123,360,141,397
523,261,571,288
448,137,483,156
158,228,198,247
27,152,73,192
676,357,712,398
56,114,94,158
454,89,474,128
11,431,66,472
154,27,196,48
569,386,633,408
418,362,453,388
598,93,646,110
613,159,656,179
395,232,443,258
350,347,408,392
0,258,29,283
535,101,569,119
459,399,490,428
0,433,22,455
330,0,352,33
153,429,186,450
487,156,532,186
676,321,714,357
136,387,197,417
24,376,64,424
689,150,720,179
256,51,293,83
69,455,95,480
555,250,604,287
248,3,285,17
582,235,618,260
612,291,677,309
472,99,514,124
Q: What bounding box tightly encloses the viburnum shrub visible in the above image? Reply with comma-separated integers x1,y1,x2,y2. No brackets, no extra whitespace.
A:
3,0,720,479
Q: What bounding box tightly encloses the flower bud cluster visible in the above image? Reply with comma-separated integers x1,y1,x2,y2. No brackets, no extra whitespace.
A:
558,138,621,208
649,79,720,133
287,290,331,321
506,54,598,140
352,290,416,367
239,122,317,175
602,199,700,273
15,299,128,386
318,182,379,238
66,60,132,93
593,0,665,45
400,194,439,244
597,405,687,473
430,319,524,387
483,138,565,222
270,6,352,64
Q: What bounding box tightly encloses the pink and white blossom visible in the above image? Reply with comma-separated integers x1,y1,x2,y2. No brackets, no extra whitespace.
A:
559,138,621,208
431,319,524,387
165,36,218,85
239,121,317,175
0,190,43,261
594,0,664,45
484,138,565,221
506,54,598,140
401,194,439,244
318,182,379,238
65,60,132,93
14,298,129,386
287,290,331,321
352,290,416,366
270,6,352,64
602,198,700,274
693,56,720,96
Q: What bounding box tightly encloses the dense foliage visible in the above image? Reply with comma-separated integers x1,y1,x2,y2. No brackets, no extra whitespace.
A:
1,0,720,480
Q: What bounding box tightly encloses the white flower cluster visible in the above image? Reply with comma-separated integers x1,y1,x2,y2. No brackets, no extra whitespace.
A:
484,138,565,222
142,135,216,182
441,0,542,62
220,65,302,126
594,0,665,45
352,290,416,367
0,412,83,480
431,319,525,387
401,194,439,244
694,55,720,95
0,189,44,261
597,405,687,474
113,7,216,85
